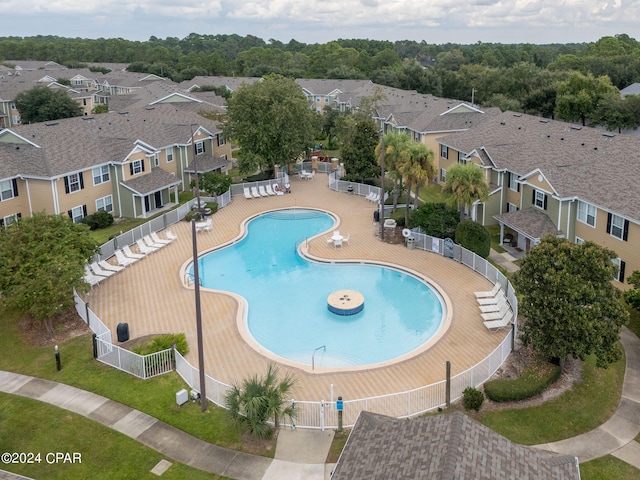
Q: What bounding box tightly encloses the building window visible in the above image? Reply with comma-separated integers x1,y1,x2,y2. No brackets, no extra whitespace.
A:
92,165,110,185
577,201,596,227
575,236,584,245
96,195,113,213
612,257,626,282
508,172,519,191
324,95,329,102
1,213,20,227
607,213,628,241
217,135,225,146
166,147,174,162
508,203,518,212
440,145,448,159
0,179,18,201
533,190,547,210
153,153,159,167
64,173,84,193
315,96,320,102
195,141,204,155
130,160,144,175
440,168,447,183
68,205,87,224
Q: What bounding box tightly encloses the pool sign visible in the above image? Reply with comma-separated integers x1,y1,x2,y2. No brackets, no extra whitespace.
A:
336,397,344,411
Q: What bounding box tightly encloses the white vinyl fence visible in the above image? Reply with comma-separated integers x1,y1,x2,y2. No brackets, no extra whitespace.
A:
77,175,517,428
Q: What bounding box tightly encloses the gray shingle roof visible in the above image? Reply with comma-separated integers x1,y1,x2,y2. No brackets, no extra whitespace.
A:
121,167,180,195
439,111,640,222
332,411,579,480
494,208,564,241
2,104,222,179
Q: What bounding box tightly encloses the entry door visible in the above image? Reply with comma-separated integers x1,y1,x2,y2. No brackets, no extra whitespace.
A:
154,191,163,208
144,195,150,212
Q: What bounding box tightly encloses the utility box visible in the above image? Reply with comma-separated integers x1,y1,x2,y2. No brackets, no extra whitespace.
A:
176,389,188,406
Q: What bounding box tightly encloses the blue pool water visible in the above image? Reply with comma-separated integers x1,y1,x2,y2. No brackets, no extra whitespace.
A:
191,209,445,367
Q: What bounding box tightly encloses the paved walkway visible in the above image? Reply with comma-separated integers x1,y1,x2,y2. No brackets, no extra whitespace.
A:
1,326,638,478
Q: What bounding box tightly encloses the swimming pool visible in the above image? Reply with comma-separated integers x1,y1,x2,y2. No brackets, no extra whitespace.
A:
190,209,445,368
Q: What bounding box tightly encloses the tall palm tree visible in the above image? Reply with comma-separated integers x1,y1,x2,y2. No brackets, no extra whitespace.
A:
443,163,489,222
398,142,436,225
225,363,297,438
375,131,411,212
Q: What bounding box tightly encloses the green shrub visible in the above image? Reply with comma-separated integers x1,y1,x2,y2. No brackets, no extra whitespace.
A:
131,333,189,356
408,203,458,238
462,386,485,411
81,211,114,230
207,202,219,214
455,220,491,258
484,362,561,402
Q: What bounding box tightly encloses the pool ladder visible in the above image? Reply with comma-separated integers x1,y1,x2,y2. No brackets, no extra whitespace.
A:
312,345,326,371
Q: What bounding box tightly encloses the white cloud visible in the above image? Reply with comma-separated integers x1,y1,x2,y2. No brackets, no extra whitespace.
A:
0,0,638,44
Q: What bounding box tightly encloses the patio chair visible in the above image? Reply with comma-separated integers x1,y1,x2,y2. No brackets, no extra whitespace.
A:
196,218,213,233
89,262,115,278
166,230,178,241
474,283,501,299
251,186,261,198
258,185,269,197
342,233,350,246
364,192,375,201
123,245,145,259
477,291,506,305
481,303,510,322
273,184,284,196
265,184,276,196
151,232,172,245
136,238,158,254
143,235,164,249
479,296,507,313
244,187,253,199
484,311,513,331
98,260,124,273
115,249,137,266
333,238,343,249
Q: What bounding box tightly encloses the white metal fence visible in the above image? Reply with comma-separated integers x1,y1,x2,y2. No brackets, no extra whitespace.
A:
77,175,518,428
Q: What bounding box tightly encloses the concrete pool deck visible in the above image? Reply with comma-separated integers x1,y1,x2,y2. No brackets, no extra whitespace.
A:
87,173,508,404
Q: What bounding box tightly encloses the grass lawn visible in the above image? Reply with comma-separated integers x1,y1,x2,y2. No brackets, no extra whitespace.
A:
0,393,227,480
0,307,273,457
486,224,506,253
478,352,625,445
580,456,640,480
417,183,451,204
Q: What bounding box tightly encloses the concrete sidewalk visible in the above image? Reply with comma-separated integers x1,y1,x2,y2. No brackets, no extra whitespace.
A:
1,325,639,478
0,371,333,479
534,326,640,467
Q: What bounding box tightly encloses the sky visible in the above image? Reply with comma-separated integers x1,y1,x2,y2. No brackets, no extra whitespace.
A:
1,0,639,45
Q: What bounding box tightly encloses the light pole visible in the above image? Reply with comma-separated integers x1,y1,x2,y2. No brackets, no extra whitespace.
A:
379,128,385,242
189,123,207,412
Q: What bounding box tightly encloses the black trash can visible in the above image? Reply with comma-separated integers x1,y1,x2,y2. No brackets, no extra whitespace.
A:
117,323,129,343
373,210,380,222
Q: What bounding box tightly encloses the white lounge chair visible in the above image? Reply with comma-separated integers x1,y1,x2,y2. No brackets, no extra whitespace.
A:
99,260,124,273
151,232,172,245
115,249,137,266
477,292,506,306
251,186,261,198
143,235,164,249
273,184,284,196
244,187,253,199
136,239,158,254
123,245,145,260
258,185,269,197
369,193,380,203
265,184,276,196
484,311,514,331
474,283,501,299
166,230,178,241
364,192,375,201
84,266,103,286
479,297,507,313
481,304,510,322
90,262,115,277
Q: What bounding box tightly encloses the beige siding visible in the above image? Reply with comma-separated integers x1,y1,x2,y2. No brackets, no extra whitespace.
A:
0,179,29,220
26,179,57,214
